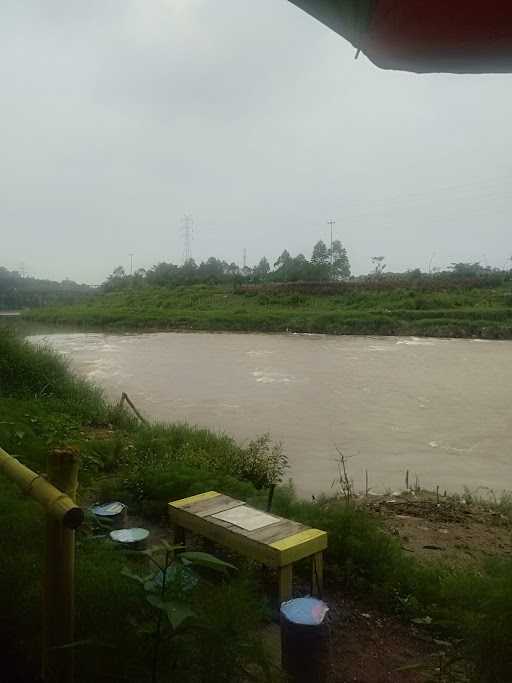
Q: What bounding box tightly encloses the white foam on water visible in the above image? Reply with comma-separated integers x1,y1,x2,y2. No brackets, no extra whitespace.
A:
252,370,294,384
396,338,436,346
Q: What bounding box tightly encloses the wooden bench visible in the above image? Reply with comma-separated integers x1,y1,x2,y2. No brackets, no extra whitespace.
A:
168,491,327,604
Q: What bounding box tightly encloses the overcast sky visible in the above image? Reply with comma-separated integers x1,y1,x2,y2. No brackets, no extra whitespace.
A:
2,0,511,284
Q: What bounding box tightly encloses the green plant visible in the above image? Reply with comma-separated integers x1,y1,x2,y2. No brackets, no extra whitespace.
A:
122,541,237,682
331,447,355,504
239,433,289,490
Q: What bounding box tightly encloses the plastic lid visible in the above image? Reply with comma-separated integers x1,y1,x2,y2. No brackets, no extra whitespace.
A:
280,597,329,625
91,501,126,517
110,528,149,544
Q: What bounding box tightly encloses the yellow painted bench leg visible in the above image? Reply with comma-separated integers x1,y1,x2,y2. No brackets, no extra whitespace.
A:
312,551,324,597
279,564,293,605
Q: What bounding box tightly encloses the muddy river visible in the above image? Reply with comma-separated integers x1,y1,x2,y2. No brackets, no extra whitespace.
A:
28,331,512,497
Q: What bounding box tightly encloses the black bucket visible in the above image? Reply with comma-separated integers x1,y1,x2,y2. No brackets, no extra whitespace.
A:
280,597,330,682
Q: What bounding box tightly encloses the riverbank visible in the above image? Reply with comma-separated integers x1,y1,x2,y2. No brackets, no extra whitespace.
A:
23,282,512,339
25,329,512,500
2,330,512,681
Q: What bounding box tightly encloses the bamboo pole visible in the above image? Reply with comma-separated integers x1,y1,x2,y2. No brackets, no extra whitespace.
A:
42,448,80,683
0,447,83,528
0,445,83,682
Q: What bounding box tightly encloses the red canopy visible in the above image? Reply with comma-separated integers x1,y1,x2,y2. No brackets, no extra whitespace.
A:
290,1,512,73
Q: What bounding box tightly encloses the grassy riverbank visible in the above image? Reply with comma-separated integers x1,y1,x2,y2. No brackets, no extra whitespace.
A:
23,281,512,339
2,331,512,681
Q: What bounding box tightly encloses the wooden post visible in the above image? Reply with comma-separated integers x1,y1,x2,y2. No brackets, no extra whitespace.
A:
311,552,324,597
279,564,293,605
42,448,80,683
170,524,186,546
266,484,276,512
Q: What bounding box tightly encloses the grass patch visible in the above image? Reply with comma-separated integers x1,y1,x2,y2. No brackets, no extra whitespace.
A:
23,282,512,339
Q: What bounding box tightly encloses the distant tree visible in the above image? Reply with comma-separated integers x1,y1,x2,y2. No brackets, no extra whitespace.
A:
329,240,350,279
371,256,386,276
288,254,313,281
225,262,240,276
310,241,330,280
146,262,180,286
103,266,129,291
198,257,224,281
448,261,490,277
180,258,198,282
311,241,329,265
0,266,91,308
254,257,270,279
274,250,292,270
273,250,293,280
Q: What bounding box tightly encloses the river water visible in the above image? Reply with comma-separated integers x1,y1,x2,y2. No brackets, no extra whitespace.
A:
27,331,512,497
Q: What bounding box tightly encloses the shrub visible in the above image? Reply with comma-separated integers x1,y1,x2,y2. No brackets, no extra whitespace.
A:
0,331,107,422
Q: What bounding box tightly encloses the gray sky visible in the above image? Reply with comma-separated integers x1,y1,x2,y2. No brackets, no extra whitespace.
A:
2,0,511,284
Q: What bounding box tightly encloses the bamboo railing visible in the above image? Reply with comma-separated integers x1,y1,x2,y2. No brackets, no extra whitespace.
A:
0,446,83,683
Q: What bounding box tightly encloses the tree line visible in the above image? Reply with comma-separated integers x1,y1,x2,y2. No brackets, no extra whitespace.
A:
0,267,92,310
104,240,351,291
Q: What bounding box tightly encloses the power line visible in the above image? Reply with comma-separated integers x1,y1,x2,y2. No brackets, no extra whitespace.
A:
327,171,512,223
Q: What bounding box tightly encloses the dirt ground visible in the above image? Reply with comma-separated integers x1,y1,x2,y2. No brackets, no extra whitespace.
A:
363,490,512,567
261,584,452,683
326,590,442,682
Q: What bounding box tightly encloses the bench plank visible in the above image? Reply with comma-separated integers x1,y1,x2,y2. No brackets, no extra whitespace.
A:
169,504,280,565
247,519,305,545
271,529,328,565
185,495,244,518
169,491,328,569
172,491,221,508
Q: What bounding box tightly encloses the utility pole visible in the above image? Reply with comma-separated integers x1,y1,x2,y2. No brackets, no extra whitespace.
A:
327,219,336,275
181,215,194,263
129,253,134,275
428,251,436,274
243,248,247,270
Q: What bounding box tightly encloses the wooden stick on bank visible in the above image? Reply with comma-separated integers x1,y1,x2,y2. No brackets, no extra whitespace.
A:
119,392,148,425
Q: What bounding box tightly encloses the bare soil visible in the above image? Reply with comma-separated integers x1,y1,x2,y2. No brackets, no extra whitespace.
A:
363,491,512,567
326,590,441,682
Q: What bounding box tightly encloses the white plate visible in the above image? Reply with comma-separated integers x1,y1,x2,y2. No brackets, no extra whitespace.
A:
110,528,149,544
